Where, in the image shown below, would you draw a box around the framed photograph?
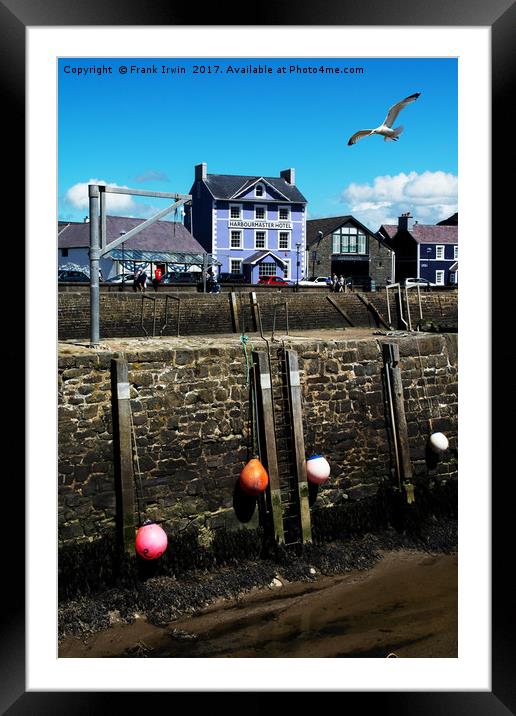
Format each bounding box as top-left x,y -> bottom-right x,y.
3,0 -> 509,709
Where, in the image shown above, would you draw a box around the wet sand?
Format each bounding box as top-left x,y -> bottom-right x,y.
59,550 -> 457,658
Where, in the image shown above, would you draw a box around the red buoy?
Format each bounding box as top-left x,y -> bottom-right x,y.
239,458 -> 269,497
135,521 -> 168,560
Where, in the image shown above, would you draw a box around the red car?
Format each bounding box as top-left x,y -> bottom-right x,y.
257,276 -> 290,286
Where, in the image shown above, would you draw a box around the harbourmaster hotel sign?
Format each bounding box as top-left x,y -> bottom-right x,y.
228,219 -> 293,230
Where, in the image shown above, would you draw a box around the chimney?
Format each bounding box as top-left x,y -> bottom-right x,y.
398,212 -> 415,231
195,163 -> 207,181
280,168 -> 295,185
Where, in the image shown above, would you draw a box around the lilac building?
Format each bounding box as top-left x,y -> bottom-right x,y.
185,163 -> 308,283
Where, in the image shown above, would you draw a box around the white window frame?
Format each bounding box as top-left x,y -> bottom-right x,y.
278,205 -> 291,221
278,231 -> 290,250
230,230 -> 243,249
283,259 -> 291,279
255,183 -> 265,198
255,204 -> 267,220
454,245 -> 458,260
229,203 -> 242,220
254,229 -> 268,250
259,262 -> 277,277
435,245 -> 445,260
435,270 -> 445,285
230,259 -> 243,274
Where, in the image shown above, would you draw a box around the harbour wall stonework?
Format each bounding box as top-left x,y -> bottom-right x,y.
58,334 -> 458,545
58,290 -> 458,340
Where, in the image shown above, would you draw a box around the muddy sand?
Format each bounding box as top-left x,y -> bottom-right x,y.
59,550 -> 457,658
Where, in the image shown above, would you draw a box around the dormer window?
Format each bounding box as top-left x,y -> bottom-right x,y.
255,184 -> 264,197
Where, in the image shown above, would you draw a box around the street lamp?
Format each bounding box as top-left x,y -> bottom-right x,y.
313,230 -> 323,278
296,241 -> 301,290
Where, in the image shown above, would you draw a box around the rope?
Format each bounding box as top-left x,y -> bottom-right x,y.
129,406 -> 146,526
240,333 -> 260,460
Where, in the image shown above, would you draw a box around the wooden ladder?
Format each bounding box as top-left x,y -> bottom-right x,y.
254,347 -> 312,545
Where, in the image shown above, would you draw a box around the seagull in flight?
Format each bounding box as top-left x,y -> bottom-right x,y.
347,92 -> 421,146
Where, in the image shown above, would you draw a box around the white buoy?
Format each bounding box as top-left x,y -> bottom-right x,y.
306,455 -> 331,485
429,432 -> 449,453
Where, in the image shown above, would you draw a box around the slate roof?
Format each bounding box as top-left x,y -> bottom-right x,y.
437,212 -> 458,226
57,216 -> 205,254
243,250 -> 286,266
203,174 -> 307,204
306,215 -> 390,250
379,223 -> 458,245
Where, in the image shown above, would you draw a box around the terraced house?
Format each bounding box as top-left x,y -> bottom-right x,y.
185,163 -> 308,283
378,213 -> 458,286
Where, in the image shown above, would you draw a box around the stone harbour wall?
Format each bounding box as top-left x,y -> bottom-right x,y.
58,289 -> 457,340
58,334 -> 458,544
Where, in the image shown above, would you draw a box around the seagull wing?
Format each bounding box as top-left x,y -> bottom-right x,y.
383,92 -> 421,128
347,129 -> 373,146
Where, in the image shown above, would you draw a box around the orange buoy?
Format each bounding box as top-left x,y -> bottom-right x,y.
239,458 -> 269,497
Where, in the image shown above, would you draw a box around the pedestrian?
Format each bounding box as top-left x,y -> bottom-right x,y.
338,275 -> 345,293
332,273 -> 338,292
138,269 -> 148,292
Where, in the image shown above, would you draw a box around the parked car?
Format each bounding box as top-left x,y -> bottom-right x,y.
104,272 -> 151,286
297,276 -> 331,286
159,271 -> 200,285
58,269 -> 90,282
218,273 -> 248,284
257,276 -> 290,286
404,277 -> 431,288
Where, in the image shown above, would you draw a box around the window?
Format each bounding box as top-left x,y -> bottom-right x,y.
255,205 -> 266,220
436,245 -> 445,260
259,262 -> 276,277
230,259 -> 243,274
255,231 -> 267,249
283,260 -> 290,278
435,270 -> 445,285
332,226 -> 368,254
230,205 -> 241,219
279,206 -> 290,220
230,230 -> 242,248
454,245 -> 458,260
279,232 -> 290,249
255,184 -> 264,197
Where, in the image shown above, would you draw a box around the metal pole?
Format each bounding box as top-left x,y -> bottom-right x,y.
203,252 -> 208,294
89,184 -> 101,346
296,242 -> 300,290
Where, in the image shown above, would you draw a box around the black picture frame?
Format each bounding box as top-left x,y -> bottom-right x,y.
4,0 -> 510,711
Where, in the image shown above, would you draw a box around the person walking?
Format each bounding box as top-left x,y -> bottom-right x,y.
331,273 -> 338,292
338,275 -> 345,293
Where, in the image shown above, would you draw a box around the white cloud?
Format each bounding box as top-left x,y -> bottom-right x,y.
63,179 -> 163,219
340,170 -> 458,230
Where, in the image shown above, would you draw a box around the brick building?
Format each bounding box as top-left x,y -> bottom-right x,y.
306,215 -> 394,287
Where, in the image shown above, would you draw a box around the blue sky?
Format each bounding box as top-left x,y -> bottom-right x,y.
58,57 -> 457,230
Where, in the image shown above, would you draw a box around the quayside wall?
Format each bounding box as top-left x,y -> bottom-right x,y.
58,289 -> 458,340
58,333 -> 458,545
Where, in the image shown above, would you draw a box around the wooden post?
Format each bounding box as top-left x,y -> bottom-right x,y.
382,343 -> 415,503
326,295 -> 353,326
254,351 -> 285,543
285,350 -> 312,543
229,292 -> 239,333
249,292 -> 258,332
356,292 -> 391,330
111,358 -> 136,553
